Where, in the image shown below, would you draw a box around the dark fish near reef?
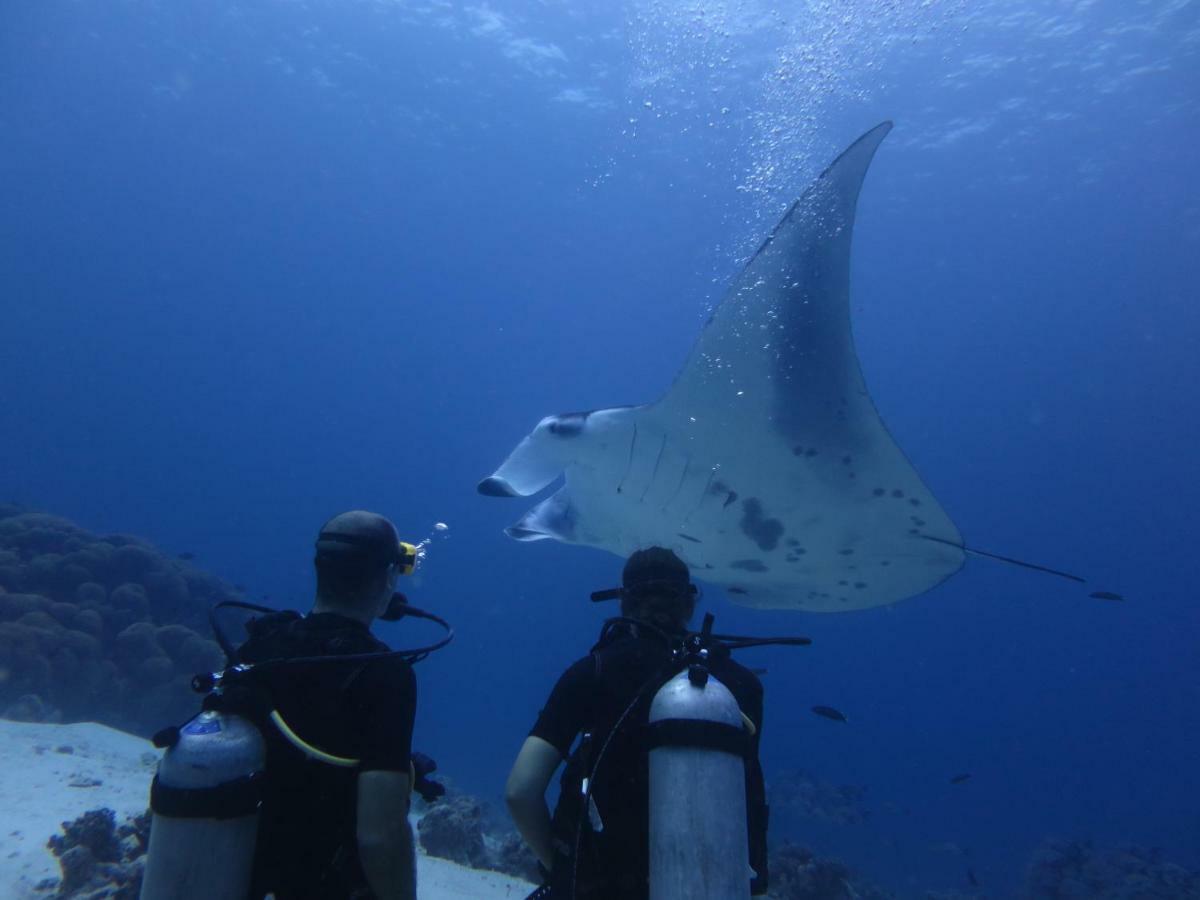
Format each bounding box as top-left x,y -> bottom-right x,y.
176,552 -> 195,560
949,773 -> 971,784
811,705 -> 848,722
1089,590 -> 1124,601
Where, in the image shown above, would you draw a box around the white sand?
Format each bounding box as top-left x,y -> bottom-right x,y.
0,719 -> 535,899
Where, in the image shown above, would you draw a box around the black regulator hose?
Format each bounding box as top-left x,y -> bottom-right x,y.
208,596 -> 454,669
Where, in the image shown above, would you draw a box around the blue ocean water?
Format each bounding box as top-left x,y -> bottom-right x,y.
2,0 -> 1197,895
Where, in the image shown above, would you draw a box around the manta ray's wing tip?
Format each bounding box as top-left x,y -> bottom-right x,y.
478,476 -> 519,497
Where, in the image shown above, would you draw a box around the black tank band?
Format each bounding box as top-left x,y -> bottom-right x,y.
645,718 -> 749,758
150,772 -> 264,820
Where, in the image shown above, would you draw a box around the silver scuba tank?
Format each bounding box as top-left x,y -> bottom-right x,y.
647,664 -> 751,900
140,710 -> 266,900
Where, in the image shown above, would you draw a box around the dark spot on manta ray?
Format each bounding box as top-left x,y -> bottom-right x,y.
841,455 -> 852,465
838,580 -> 849,586
909,497 -> 922,507
740,498 -> 784,552
805,448 -> 818,458
854,582 -> 867,589
677,533 -> 702,543
728,586 -> 749,595
786,538 -> 800,547
838,549 -> 854,556
547,412 -> 589,437
731,559 -> 769,572
710,480 -> 738,508
880,560 -> 891,567
873,488 -> 886,497
892,489 -> 905,498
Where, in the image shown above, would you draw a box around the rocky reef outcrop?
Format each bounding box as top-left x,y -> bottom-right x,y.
767,842 -> 892,900
416,793 -> 541,883
0,506 -> 239,735
42,808 -> 148,899
1024,838 -> 1200,899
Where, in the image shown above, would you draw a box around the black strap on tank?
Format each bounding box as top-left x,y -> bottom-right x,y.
644,718 -> 750,758
150,772 -> 264,820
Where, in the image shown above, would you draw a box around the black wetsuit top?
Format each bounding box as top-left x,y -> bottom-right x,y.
531,628 -> 768,899
236,612 -> 416,900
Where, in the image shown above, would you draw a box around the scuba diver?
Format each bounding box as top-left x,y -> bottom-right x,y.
505,547 -> 774,899
141,510 -> 449,900
236,510 -> 420,899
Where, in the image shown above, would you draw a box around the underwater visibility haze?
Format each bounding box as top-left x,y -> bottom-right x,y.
2,0 -> 1199,896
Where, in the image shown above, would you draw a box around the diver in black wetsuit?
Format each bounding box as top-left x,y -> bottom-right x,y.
236,510 -> 418,900
505,547 -> 769,899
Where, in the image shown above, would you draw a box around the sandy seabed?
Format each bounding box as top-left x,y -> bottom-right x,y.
0,719 -> 534,899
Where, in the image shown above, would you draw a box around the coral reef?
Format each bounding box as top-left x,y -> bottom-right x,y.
769,769 -> 871,826
415,792 -> 540,883
767,843 -> 892,900
1024,838 -> 1200,899
41,808 -> 149,899
417,795 -> 490,869
0,506 -> 238,735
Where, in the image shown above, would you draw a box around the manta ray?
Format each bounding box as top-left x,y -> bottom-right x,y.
479,122 -> 966,611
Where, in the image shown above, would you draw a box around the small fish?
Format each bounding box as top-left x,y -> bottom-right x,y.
176,552 -> 195,560
967,867 -> 979,887
1089,590 -> 1124,601
950,773 -> 972,784
811,705 -> 847,722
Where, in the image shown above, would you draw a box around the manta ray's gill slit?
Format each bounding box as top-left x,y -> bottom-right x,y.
639,435 -> 668,502
662,457 -> 692,511
616,424 -> 638,494
680,468 -> 719,525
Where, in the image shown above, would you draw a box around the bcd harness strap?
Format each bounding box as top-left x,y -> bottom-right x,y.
150,772 -> 264,820
644,717 -> 751,758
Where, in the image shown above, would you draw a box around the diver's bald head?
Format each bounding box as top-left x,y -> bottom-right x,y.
313,510 -> 401,619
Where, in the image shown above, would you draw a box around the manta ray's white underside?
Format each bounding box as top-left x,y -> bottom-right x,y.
480,122 -> 964,611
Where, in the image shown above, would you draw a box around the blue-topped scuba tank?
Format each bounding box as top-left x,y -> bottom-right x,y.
646,637 -> 752,900
140,707 -> 267,900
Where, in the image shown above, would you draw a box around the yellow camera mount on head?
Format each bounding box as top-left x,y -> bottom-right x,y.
396,541 -> 418,576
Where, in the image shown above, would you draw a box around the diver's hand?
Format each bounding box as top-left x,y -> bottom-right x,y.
411,751 -> 446,802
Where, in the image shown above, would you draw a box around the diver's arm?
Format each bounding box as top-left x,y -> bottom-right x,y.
505,735 -> 563,870
357,770 -> 416,900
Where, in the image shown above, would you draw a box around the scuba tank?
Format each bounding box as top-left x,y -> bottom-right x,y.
140,709 -> 266,900
647,664 -> 750,900
140,591 -> 453,900
551,611 -> 807,900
